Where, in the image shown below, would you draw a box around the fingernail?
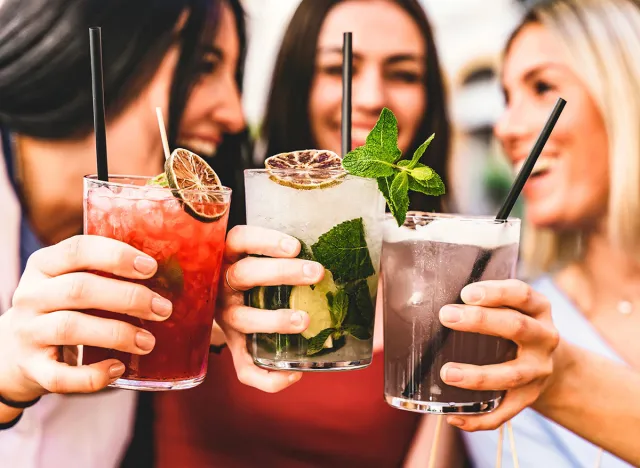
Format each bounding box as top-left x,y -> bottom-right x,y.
462,285 -> 484,304
108,363 -> 125,379
135,331 -> 156,351
448,417 -> 465,427
151,297 -> 172,317
290,311 -> 304,327
133,256 -> 156,275
440,305 -> 462,323
442,366 -> 464,382
303,262 -> 322,279
280,237 -> 299,255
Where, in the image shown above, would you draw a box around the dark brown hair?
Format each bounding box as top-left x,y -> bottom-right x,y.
260,0 -> 451,212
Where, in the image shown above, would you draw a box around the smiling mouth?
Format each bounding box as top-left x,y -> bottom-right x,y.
178,138 -> 218,158
513,157 -> 556,179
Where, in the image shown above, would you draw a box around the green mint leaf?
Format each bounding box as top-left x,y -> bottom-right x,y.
327,289 -> 349,328
397,160 -> 410,168
365,107 -> 402,163
342,146 -> 395,178
390,172 -> 410,226
343,280 -> 375,328
296,238 -> 315,261
411,166 -> 434,182
408,171 -> 446,197
408,134 -> 434,169
146,172 -> 169,188
377,176 -> 396,212
342,324 -> 372,341
311,218 -> 375,284
306,328 -> 335,355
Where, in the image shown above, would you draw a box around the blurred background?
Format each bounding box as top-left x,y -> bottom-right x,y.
240,0 -> 530,217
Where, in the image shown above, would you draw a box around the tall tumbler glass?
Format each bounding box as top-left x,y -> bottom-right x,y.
82,175 -> 231,390
383,212 -> 520,413
244,168 -> 385,370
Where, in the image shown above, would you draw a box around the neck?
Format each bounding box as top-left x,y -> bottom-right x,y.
17,135 -> 96,246
558,228 -> 640,317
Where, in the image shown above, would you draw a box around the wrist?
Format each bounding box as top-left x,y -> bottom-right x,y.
534,338 -> 578,412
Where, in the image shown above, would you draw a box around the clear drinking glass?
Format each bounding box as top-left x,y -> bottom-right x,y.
244,169 -> 385,370
82,175 -> 231,390
382,212 -> 521,413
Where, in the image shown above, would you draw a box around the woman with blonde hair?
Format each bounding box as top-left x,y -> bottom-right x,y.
448,0 -> 640,466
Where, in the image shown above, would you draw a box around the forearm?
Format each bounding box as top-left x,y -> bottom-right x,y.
533,339 -> 640,465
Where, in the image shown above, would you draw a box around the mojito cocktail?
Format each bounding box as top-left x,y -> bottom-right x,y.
82,170 -> 231,390
244,150 -> 385,370
383,213 -> 520,413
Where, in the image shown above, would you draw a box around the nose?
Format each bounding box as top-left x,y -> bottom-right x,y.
352,65 -> 386,114
211,73 -> 246,135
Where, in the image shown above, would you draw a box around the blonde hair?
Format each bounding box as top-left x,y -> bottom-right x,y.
506,0 -> 640,275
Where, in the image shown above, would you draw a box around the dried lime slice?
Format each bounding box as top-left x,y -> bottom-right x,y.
265,149 -> 346,190
165,148 -> 228,222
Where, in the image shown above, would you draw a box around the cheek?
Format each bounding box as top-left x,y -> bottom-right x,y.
309,76 -> 342,123
389,86 -> 425,151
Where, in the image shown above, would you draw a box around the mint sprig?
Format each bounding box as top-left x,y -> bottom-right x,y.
342,108 -> 445,226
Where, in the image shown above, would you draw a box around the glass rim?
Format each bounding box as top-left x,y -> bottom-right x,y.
84,174 -> 232,196
387,211 -> 521,224
244,168 -> 352,177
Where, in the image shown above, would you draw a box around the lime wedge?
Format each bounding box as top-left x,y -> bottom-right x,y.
265,149 -> 346,190
290,270 -> 337,340
165,148 -> 228,222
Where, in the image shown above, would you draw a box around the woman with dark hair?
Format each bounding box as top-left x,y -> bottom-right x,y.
0,0 -> 328,466
152,2 -> 558,467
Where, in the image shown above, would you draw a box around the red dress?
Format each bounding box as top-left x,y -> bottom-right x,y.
154,350 -> 421,467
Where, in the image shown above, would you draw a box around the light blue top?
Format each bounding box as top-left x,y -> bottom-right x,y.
463,276 -> 633,468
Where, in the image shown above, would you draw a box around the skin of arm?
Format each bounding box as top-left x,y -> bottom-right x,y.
533,338 -> 640,466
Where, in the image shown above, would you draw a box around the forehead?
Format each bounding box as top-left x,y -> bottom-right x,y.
503,23 -> 570,83
317,0 -> 425,58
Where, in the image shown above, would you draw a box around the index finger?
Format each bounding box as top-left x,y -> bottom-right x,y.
25,235 -> 157,280
225,225 -> 301,263
460,279 -> 550,317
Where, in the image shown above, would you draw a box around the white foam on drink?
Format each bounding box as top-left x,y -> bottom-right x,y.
383,216 -> 520,248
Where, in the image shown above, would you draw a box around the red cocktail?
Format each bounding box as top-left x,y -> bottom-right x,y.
82,175 -> 231,390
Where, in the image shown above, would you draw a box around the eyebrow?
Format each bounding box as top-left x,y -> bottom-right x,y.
520,62 -> 570,82
318,47 -> 423,64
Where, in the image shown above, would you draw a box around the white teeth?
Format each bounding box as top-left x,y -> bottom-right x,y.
178,139 -> 217,157
513,158 -> 556,177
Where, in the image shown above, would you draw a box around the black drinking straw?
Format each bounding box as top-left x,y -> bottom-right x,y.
90,27 -> 109,181
402,97 -> 567,400
341,32 -> 353,156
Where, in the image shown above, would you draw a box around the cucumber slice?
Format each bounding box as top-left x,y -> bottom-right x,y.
290,270 -> 337,340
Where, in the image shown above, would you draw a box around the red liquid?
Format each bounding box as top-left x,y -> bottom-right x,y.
82,183 -> 229,384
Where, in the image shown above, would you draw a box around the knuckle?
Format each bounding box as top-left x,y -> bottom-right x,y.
229,307 -> 247,331
506,368 -> 525,389
123,284 -> 144,311
515,280 -> 533,305
44,369 -> 65,394
66,275 -> 86,301
510,314 -> 529,340
473,370 -> 487,388
469,306 -> 488,327
54,311 -> 76,343
110,322 -> 128,349
62,236 -> 84,267
547,326 -> 560,350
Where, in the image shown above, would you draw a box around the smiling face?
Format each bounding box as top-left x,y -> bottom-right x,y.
496,22 -> 609,231
114,2 -> 245,176
309,0 -> 426,154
